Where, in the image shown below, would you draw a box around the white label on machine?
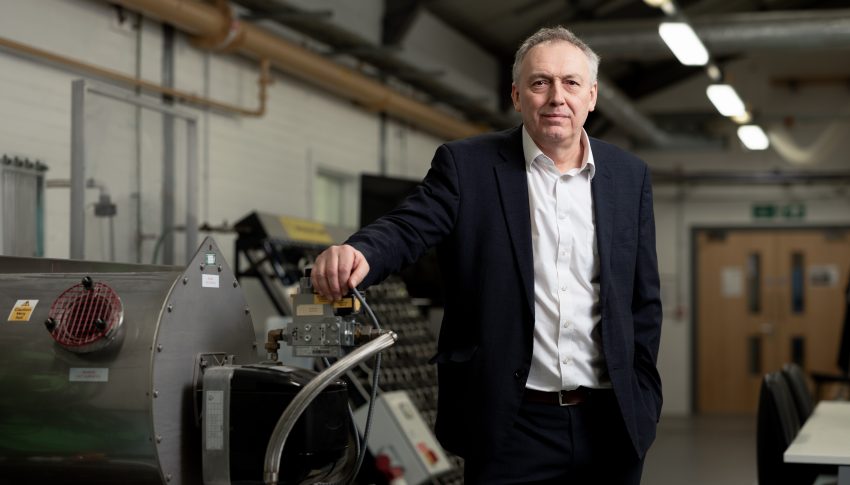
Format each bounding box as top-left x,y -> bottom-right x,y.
296,304 -> 324,316
69,368 -> 109,382
205,390 -> 225,450
202,274 -> 220,288
7,299 -> 38,322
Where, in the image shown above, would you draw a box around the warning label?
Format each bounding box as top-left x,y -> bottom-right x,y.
8,300 -> 38,322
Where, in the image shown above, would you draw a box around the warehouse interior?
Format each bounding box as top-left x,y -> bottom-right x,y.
1,0 -> 850,484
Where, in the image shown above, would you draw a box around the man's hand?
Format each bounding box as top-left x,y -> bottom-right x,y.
311,244 -> 370,301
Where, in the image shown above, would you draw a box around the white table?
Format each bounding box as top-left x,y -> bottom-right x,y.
785,401 -> 850,485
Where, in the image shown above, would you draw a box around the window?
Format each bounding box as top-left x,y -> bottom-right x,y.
313,169 -> 357,228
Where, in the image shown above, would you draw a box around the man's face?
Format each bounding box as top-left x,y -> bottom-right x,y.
511,41 -> 598,151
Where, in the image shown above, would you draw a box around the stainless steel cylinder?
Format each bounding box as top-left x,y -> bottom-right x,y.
0,237 -> 257,484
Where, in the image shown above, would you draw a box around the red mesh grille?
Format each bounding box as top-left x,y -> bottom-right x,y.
47,280 -> 123,349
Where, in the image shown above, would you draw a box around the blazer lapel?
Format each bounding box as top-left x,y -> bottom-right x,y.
494,129 -> 535,318
590,140 -> 614,295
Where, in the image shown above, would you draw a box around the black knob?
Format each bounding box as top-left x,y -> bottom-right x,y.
82,276 -> 93,290
93,318 -> 107,331
45,317 -> 56,332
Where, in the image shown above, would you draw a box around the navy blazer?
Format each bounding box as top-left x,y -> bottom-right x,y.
347,125 -> 663,461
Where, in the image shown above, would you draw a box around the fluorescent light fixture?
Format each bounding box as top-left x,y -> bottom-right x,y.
658,22 -> 709,66
706,84 -> 746,117
737,125 -> 770,150
643,0 -> 668,7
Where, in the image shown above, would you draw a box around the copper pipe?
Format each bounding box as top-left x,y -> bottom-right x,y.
0,35 -> 269,116
108,0 -> 488,140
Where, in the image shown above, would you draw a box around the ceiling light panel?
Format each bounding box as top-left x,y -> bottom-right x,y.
737,125 -> 770,150
658,22 -> 709,66
706,84 -> 747,117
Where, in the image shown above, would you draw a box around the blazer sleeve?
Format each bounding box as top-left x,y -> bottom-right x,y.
632,165 -> 663,419
345,144 -> 460,287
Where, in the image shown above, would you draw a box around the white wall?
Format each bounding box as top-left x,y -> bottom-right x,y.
0,0 -> 442,265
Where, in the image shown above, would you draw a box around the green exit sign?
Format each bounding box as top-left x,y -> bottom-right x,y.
752,203 -> 806,220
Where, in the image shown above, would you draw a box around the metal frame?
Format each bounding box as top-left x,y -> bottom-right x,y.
70,79 -> 198,263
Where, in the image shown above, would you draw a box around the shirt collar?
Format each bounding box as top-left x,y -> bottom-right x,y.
521,125 -> 596,179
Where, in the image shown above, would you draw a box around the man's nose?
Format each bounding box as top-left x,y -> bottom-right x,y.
548,83 -> 566,105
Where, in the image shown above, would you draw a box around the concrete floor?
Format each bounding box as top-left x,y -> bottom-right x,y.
643,415 -> 758,485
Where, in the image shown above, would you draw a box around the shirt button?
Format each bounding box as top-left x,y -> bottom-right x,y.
560,285 -> 567,291
562,358 -> 569,365
563,322 -> 569,329
558,213 -> 566,220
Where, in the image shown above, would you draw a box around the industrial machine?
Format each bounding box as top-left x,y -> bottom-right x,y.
0,237 -> 395,484
233,212 -> 463,485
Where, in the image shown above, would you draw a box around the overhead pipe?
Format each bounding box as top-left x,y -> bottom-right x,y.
573,9 -> 850,60
108,0 -> 487,140
0,35 -> 269,116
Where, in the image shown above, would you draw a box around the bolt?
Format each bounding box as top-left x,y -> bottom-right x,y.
82,276 -> 93,290
156,435 -> 162,443
44,317 -> 56,332
200,263 -> 205,271
304,334 -> 312,342
244,306 -> 250,314
233,280 -> 238,288
157,344 -> 163,352
304,324 -> 312,331
166,473 -> 172,482
218,265 -> 222,272
167,305 -> 173,313
153,390 -> 159,398
183,276 -> 188,285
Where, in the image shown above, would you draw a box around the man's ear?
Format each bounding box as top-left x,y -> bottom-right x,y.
511,84 -> 521,112
589,81 -> 598,112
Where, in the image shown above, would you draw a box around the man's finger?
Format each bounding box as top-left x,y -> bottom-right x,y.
348,252 -> 370,290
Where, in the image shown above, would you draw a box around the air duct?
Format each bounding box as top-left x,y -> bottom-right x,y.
574,9 -> 850,61
596,77 -> 716,149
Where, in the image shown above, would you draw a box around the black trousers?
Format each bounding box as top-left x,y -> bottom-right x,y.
463,389 -> 644,484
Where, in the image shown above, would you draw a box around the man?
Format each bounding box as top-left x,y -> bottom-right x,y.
312,26 -> 662,484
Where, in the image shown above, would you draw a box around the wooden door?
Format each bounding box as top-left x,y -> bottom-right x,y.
696,228 -> 850,414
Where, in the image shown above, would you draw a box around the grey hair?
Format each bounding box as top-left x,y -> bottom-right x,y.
511,26 -> 600,85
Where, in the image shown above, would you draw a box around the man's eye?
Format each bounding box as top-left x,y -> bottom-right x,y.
532,80 -> 548,86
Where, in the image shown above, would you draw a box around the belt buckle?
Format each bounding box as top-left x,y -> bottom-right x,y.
558,390 -> 573,406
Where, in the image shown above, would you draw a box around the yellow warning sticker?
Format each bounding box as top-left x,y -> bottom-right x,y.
8,299 -> 38,322
313,295 -> 359,311
279,216 -> 333,245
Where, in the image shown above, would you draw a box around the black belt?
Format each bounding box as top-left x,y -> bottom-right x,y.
523,387 -> 593,406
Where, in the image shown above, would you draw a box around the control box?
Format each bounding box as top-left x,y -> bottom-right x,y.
354,391 -> 452,484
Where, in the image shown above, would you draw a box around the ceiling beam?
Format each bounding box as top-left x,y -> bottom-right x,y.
382,0 -> 421,46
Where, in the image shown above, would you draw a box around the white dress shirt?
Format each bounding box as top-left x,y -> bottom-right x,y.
522,126 -> 610,392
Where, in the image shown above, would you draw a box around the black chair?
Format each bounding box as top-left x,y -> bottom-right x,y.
782,363 -> 816,423
757,372 -> 820,485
